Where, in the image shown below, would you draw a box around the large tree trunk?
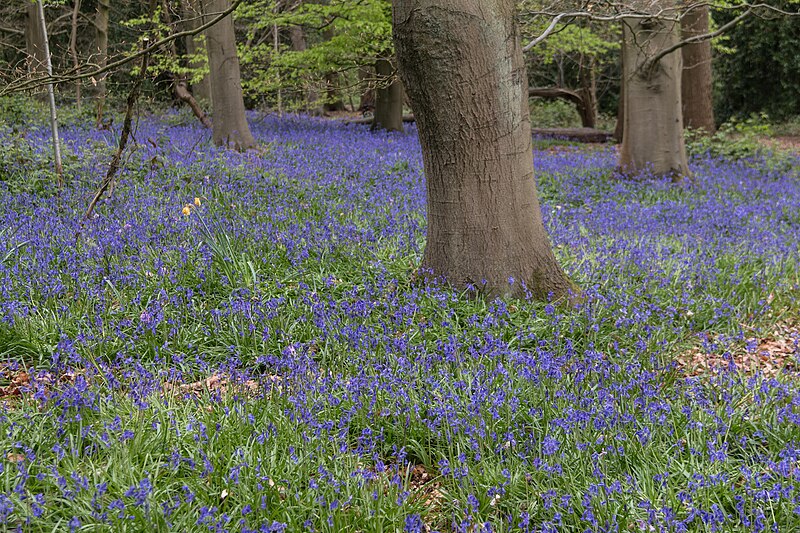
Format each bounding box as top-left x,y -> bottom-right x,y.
181,0 -> 211,102
372,57 -> 404,132
619,12 -> 690,179
681,5 -> 715,132
393,0 -> 575,301
92,0 -> 110,125
204,0 -> 255,150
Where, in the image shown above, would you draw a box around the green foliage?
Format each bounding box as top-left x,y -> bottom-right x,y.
714,1 -> 800,122
236,0 -> 392,107
685,114 -> 773,160
529,99 -> 583,128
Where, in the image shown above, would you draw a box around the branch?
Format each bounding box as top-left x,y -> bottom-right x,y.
0,0 -> 243,97
646,7 -> 753,71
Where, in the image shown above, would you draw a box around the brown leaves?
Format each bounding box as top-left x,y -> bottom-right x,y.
161,373 -> 275,399
0,369 -> 29,399
676,320 -> 799,378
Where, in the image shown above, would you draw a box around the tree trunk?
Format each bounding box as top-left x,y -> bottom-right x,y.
25,2 -> 47,100
358,66 -> 375,113
36,0 -> 63,184
681,5 -> 715,132
181,0 -> 211,102
289,24 -> 322,114
577,55 -> 597,129
204,0 -> 255,150
393,0 -> 575,301
69,0 -> 82,110
372,57 -> 404,132
619,12 -> 690,179
93,0 -> 110,125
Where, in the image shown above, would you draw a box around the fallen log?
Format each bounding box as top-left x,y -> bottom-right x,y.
343,114 -> 613,143
531,127 -> 615,143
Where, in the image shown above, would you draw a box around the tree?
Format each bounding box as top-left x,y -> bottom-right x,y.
25,1 -> 47,81
393,0 -> 575,300
618,6 -> 690,179
92,0 -> 110,124
371,57 -> 404,132
681,5 -> 715,132
203,0 -> 255,150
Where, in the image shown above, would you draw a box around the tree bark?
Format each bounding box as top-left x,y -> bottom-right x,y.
372,57 -> 404,132
358,65 -> 375,113
289,24 -> 323,114
393,0 -> 576,301
619,11 -> 690,179
36,0 -> 63,185
69,0 -> 82,110
577,55 -> 598,129
181,0 -> 211,101
93,0 -> 110,125
163,0 -> 211,128
204,0 -> 255,150
25,2 -> 47,98
681,5 -> 715,132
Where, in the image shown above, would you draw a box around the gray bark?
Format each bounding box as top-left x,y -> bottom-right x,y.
393,0 -> 576,301
36,0 -> 63,184
204,0 -> 255,150
619,10 -> 690,179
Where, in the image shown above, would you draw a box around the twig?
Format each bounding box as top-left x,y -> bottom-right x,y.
84,41 -> 150,220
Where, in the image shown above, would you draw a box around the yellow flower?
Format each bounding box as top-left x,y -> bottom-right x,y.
182,205 -> 192,216
194,197 -> 201,207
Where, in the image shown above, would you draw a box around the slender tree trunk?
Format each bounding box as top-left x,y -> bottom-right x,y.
181,0 -> 211,101
393,0 -> 576,301
358,66 -> 375,113
577,54 -> 597,129
619,11 -> 690,179
204,0 -> 255,150
25,2 -> 47,101
289,24 -> 322,114
681,5 -> 715,132
323,72 -> 345,112
36,0 -> 63,185
93,0 -> 110,125
372,57 -> 404,132
69,0 -> 82,110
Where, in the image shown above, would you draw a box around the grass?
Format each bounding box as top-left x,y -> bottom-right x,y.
0,105 -> 799,532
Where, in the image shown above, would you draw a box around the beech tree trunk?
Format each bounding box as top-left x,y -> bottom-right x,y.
93,0 -> 110,124
204,0 -> 255,150
289,24 -> 322,114
372,57 -> 404,132
619,12 -> 690,179
393,0 -> 575,301
681,5 -> 715,132
181,0 -> 211,102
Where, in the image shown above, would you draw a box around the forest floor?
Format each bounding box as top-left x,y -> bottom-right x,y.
1,111 -> 799,532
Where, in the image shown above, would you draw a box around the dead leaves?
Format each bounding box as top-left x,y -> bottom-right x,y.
0,368 -> 29,399
676,320 -> 799,378
161,373 -> 279,400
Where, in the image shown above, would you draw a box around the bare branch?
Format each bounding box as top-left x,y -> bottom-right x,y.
0,0 -> 244,97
